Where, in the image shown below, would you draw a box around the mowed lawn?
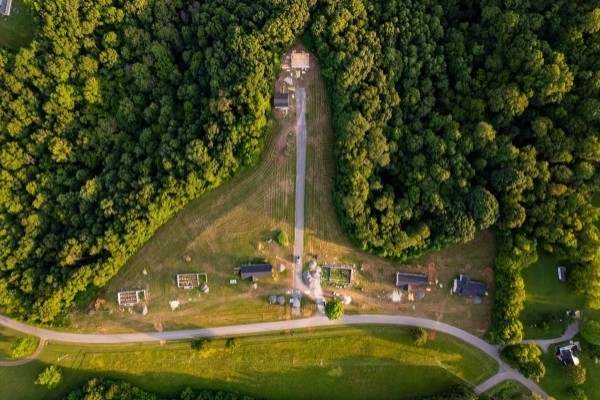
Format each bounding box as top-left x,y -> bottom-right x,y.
0,0 -> 36,50
69,112 -> 299,332
485,380 -> 537,400
0,326 -> 498,400
539,341 -> 600,400
520,251 -> 584,339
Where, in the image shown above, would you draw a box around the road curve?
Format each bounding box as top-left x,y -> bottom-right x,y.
0,339 -> 45,367
0,313 -> 549,398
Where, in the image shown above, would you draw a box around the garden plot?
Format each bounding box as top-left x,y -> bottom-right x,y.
117,290 -> 146,307
177,273 -> 207,289
322,265 -> 353,286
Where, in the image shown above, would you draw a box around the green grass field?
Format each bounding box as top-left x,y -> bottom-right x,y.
485,380 -> 537,399
0,0 -> 36,50
520,251 -> 584,339
539,337 -> 600,400
0,325 -> 30,360
0,325 -> 498,400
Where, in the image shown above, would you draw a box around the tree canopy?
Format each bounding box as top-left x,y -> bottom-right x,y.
0,0 -> 314,322
0,0 -> 598,324
325,298 -> 344,320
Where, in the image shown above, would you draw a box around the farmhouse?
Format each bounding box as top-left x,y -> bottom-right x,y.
274,93 -> 289,110
558,266 -> 567,282
291,51 -> 309,70
395,272 -> 429,291
0,0 -> 12,16
555,342 -> 581,366
452,274 -> 487,297
117,290 -> 146,307
177,273 -> 200,289
240,263 -> 273,281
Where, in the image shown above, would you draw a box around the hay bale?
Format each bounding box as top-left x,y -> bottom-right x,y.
269,295 -> 277,304
277,296 -> 285,305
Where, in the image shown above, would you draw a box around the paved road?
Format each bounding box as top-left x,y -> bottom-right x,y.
0,313 -> 549,398
521,322 -> 579,351
292,87 -> 307,315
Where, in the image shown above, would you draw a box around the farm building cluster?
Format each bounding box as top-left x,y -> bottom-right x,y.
392,270 -> 487,304
273,50 -> 311,113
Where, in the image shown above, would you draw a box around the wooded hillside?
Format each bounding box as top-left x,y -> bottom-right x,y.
0,0 -> 597,327
0,0 -> 313,322
310,0 -> 598,342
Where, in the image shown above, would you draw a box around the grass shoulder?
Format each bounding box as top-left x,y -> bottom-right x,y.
0,325 -> 498,400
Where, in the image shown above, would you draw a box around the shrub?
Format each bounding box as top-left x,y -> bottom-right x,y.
567,386 -> 588,400
10,336 -> 39,358
411,327 -> 428,346
567,366 -> 587,386
191,338 -> 212,351
325,298 -> 344,320
35,365 -> 62,389
226,337 -> 239,350
501,343 -> 546,382
275,230 -> 289,247
581,320 -> 600,346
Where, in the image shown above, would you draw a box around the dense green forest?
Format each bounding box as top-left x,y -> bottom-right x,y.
0,0 -> 313,322
0,0 -> 598,337
309,0 -> 599,342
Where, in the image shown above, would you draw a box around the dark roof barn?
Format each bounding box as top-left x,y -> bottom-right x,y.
240,264 -> 273,281
452,274 -> 487,297
274,93 -> 289,110
395,272 -> 429,291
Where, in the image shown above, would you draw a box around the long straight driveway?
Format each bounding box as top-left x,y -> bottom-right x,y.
293,87 -> 307,296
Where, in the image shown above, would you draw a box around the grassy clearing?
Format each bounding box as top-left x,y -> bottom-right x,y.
0,325 -> 498,400
539,338 -> 600,400
485,380 -> 536,399
0,0 -> 35,50
68,87 -> 302,332
302,60 -> 495,335
520,251 -> 584,339
68,49 -> 495,336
